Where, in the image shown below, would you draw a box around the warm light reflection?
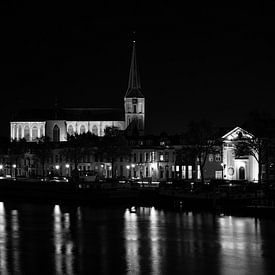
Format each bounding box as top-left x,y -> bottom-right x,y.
218,216 -> 263,274
124,208 -> 140,273
11,210 -> 20,272
0,202 -> 7,273
149,207 -> 160,274
53,205 -> 74,275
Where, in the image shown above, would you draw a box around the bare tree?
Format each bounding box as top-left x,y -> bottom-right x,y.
234,134 -> 264,184
185,120 -> 218,183
99,127 -> 131,180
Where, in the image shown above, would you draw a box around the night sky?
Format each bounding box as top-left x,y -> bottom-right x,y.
1,2 -> 275,137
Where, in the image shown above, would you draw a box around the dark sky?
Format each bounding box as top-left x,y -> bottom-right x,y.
1,2 -> 275,137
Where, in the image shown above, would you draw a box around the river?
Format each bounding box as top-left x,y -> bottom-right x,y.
0,201 -> 275,274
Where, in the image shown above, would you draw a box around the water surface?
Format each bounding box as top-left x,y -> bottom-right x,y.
0,201 -> 275,274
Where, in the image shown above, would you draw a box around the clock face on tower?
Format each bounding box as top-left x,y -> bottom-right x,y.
132,98 -> 138,104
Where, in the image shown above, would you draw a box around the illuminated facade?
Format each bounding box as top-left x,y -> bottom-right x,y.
10,41 -> 145,142
222,127 -> 259,182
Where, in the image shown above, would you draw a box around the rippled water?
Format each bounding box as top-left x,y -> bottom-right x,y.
0,201 -> 275,274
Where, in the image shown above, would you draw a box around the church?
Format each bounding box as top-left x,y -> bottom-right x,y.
10,41 -> 145,142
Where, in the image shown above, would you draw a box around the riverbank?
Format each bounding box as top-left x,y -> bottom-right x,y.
1,179 -> 275,217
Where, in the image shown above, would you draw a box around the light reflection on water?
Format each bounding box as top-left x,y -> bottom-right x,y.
0,201 -> 275,274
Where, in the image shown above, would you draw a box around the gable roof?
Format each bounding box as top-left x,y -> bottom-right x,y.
222,126 -> 255,141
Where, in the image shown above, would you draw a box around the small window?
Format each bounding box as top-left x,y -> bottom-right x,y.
68,125 -> 74,136
53,125 -> 60,142
215,154 -> 221,162
165,152 -> 169,162
80,125 -> 85,134
209,154 -> 214,162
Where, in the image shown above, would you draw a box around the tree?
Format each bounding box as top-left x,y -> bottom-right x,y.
33,136 -> 52,178
185,120 -> 218,183
99,127 -> 131,179
242,109 -> 274,182
234,134 -> 264,184
63,132 -> 98,181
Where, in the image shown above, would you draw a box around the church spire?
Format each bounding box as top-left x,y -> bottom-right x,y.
125,37 -> 144,98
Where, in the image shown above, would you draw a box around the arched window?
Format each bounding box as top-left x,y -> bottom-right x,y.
32,126 -> 38,141
53,125 -> 60,142
24,126 -> 30,141
40,125 -> 44,137
18,125 -> 22,139
92,125 -> 98,136
68,125 -> 74,136
239,167 -> 245,180
80,125 -> 85,134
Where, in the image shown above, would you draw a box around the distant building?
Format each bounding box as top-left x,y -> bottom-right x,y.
10,41 -> 145,142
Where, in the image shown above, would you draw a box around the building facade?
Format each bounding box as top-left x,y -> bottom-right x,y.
222,127 -> 259,182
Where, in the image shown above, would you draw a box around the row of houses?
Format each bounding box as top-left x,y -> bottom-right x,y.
0,127 -> 264,183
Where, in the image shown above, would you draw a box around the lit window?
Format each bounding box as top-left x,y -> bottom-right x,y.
209,154 -> 214,162
32,126 -> 38,141
80,125 -> 85,134
182,166 -> 186,179
215,154 -> 221,162
197,165 -> 201,180
159,153 -> 164,161
215,171 -> 222,179
188,165 -> 192,179
176,165 -> 179,172
68,125 -> 74,136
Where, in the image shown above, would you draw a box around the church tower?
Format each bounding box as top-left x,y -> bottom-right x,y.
124,40 -> 145,135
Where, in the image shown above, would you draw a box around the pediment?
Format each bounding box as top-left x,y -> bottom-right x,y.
222,126 -> 254,141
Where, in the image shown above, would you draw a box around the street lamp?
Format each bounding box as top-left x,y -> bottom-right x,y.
12,164 -> 16,178
55,165 -> 61,176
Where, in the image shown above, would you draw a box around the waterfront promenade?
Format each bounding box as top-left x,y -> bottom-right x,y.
1,178 -> 274,216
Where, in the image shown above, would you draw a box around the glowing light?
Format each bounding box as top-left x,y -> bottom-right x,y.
151,162 -> 157,170
12,164 -> 16,168
65,164 -> 70,168
126,165 -> 130,169
55,165 -> 60,170
131,164 -> 135,168
0,164 -> 3,169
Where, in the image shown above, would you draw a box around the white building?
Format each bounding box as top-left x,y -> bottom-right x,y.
10,41 -> 145,142
222,127 -> 259,182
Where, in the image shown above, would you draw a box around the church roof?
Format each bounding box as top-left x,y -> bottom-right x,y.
12,108 -> 125,122
125,41 -> 144,98
222,126 -> 255,141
